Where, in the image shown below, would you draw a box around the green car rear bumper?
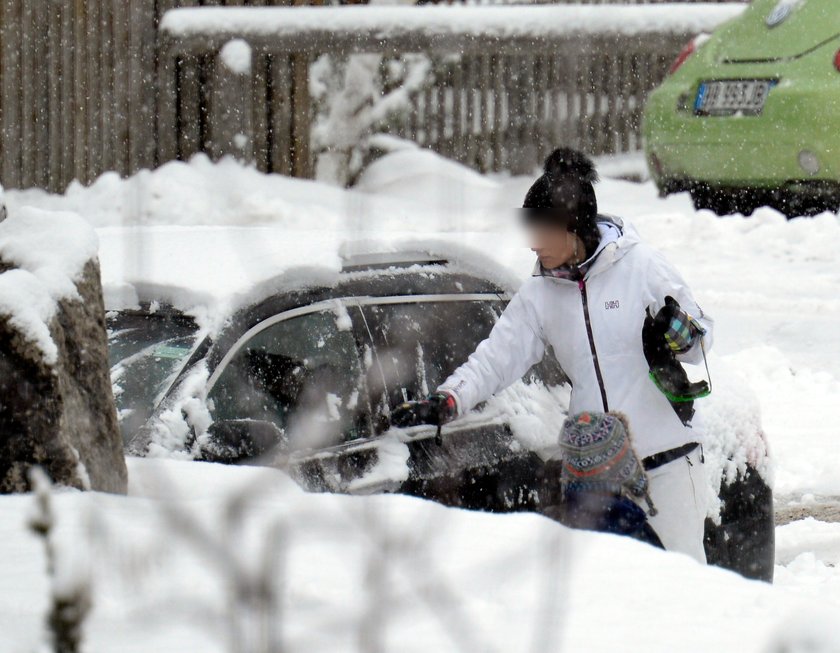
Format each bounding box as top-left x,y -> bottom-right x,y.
644,38 -> 840,198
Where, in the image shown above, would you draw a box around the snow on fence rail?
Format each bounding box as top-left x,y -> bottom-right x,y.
158,3 -> 745,177
160,4 -> 745,43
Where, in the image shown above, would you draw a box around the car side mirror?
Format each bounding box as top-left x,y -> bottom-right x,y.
197,419 -> 288,464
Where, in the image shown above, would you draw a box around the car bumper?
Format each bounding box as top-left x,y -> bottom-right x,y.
644,42 -> 840,194
647,139 -> 840,191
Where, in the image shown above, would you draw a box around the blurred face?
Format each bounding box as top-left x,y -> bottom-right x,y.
527,223 -> 583,269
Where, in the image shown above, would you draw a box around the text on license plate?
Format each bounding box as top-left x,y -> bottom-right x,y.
695,80 -> 776,116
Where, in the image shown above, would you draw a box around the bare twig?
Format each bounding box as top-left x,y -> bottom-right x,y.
28,467 -> 92,653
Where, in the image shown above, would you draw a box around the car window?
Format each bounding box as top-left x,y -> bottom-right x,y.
207,309 -> 369,450
359,299 -> 567,416
108,314 -> 200,443
111,337 -> 198,443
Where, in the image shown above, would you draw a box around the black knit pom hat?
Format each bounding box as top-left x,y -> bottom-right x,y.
522,148 -> 602,259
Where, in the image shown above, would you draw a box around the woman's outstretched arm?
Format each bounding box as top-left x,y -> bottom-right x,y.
437,280 -> 546,416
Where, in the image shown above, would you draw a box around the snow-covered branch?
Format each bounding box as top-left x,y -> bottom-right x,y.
28,468 -> 92,653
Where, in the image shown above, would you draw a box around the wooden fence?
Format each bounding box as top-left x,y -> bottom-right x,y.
0,1 -> 746,192
0,0 -> 315,192
157,41 -> 678,179
0,0 -> 158,192
389,48 -> 672,174
159,4 -> 745,176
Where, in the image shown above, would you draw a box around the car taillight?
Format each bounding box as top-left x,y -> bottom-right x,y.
668,40 -> 697,76
834,48 -> 840,72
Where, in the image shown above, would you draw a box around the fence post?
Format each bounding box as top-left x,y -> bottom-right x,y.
0,0 -> 22,189
20,0 -> 36,188
128,0 -> 157,175
156,37 -> 178,165
59,0 -> 75,188
73,0 -> 89,184
269,53 -> 293,176
47,1 -> 62,191
210,39 -> 254,164
290,52 -> 312,178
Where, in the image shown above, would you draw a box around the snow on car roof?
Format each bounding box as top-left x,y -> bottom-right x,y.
97,226 -> 522,332
4,153 -> 527,328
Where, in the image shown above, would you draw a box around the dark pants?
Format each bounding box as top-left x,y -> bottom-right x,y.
560,491 -> 664,549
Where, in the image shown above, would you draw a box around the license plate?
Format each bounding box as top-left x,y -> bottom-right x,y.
695,79 -> 776,116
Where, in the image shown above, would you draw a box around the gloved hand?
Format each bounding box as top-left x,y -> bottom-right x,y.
643,297 -> 711,419
650,296 -> 705,354
390,391 -> 458,428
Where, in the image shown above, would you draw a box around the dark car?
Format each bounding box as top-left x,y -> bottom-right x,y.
110,249 -> 774,581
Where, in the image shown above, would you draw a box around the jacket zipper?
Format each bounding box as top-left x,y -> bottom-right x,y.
578,278 -> 610,412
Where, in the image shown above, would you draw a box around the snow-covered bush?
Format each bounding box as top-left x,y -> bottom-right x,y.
310,53 -> 432,186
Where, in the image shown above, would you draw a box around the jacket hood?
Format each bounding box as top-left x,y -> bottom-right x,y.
531,214 -> 641,279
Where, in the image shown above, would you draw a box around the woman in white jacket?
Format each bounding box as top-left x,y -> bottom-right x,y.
392,148 -> 714,563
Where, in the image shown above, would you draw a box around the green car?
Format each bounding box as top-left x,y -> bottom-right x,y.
643,0 -> 840,216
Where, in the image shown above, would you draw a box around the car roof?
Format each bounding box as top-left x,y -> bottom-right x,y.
205,260 -> 508,367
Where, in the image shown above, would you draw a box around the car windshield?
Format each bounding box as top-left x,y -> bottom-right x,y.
358,299 -> 566,416
108,313 -> 200,442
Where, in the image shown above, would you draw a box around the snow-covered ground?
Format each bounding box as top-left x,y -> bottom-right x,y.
2,458 -> 840,653
3,148 -> 840,650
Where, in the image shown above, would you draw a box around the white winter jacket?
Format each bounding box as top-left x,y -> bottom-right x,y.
438,216 -> 713,459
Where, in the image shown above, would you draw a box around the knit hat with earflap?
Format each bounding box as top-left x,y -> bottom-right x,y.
559,411 -> 657,516
522,148 -> 601,259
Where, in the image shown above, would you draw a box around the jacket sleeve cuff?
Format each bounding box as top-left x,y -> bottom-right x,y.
436,386 -> 464,417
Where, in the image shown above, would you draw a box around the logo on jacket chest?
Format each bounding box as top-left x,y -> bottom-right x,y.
604,299 -> 621,310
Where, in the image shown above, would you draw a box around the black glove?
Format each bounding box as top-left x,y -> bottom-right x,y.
390,391 -> 457,428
